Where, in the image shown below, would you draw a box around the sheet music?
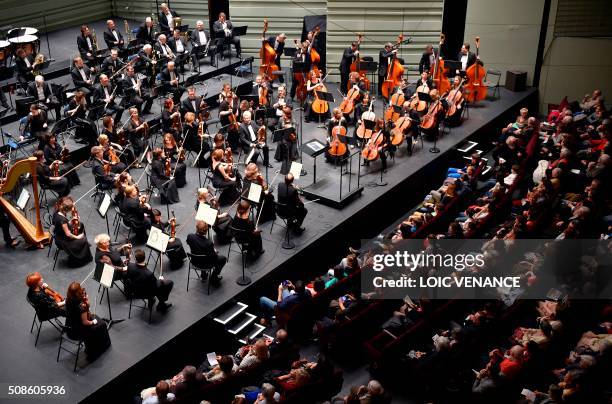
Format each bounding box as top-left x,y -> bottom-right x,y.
17,189 -> 30,210
147,226 -> 170,252
100,264 -> 114,288
290,161 -> 303,179
307,141 -> 325,152
196,202 -> 218,226
98,193 -> 111,218
247,183 -> 262,203
207,352 -> 218,366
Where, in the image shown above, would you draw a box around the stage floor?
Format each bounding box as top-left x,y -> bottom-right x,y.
0,17 -> 539,404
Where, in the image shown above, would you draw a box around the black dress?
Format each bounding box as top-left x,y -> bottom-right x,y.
151,159 -> 180,204
27,289 -> 65,319
232,215 -> 263,257
212,162 -> 241,205
43,144 -> 80,187
161,109 -> 180,140
243,177 -> 276,223
152,221 -> 187,269
52,212 -> 93,267
65,298 -> 110,360
37,163 -> 70,197
164,146 -> 187,188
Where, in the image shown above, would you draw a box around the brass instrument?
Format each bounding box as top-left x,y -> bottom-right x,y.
32,54 -> 45,77
124,20 -> 133,42
91,28 -> 99,52
173,17 -> 182,30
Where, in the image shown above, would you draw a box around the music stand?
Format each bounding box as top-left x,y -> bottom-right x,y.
177,24 -> 189,34
361,61 -> 378,94
283,48 -> 297,58
93,261 -> 125,329
233,26 -> 248,37
190,44 -> 207,70
300,139 -> 328,183
444,60 -> 461,77
314,91 -> 334,128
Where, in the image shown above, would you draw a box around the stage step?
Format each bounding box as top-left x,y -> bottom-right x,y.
457,140 -> 478,153
227,312 -> 257,335
213,301 -> 248,325
237,322 -> 266,344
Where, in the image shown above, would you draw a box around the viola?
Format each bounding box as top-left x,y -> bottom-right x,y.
224,147 -> 234,165
384,89 -> 405,122
257,125 -> 267,144
328,120 -> 347,157
356,98 -> 376,139
430,33 -> 451,95
310,72 -> 329,116
259,19 -> 280,81
464,36 -> 487,103
339,84 -> 360,115
108,146 -> 120,164
164,157 -> 171,177
198,99 -> 210,122
349,34 -> 370,91
51,161 -> 60,177
258,82 -> 269,106
227,103 -> 240,131
169,211 -> 176,239
70,206 -> 80,236
391,115 -> 412,145
361,129 -> 384,161
381,34 -> 406,99
171,107 -> 182,133
43,284 -> 64,303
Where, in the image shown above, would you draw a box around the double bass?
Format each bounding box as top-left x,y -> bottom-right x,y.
430,33 -> 450,95
349,34 -> 370,91
259,19 -> 279,81
293,40 -> 308,103
356,97 -> 376,139
309,26 -> 322,76
464,36 -> 487,103
381,34 -> 406,99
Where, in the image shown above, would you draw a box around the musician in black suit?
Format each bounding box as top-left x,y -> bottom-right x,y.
239,111 -> 270,167
14,48 -> 35,85
378,42 -> 397,97
158,2 -> 180,35
277,173 -> 307,233
103,20 -> 125,50
265,33 -> 286,82
160,61 -> 185,103
70,57 -> 95,100
77,25 -> 97,66
186,220 -> 226,284
151,147 -> 180,204
121,65 -> 153,114
101,48 -> 122,76
289,42 -> 311,100
419,45 -> 435,74
136,17 -> 156,45
169,29 -> 189,73
127,249 -> 174,312
91,146 -> 116,190
339,42 -> 359,94
120,184 -> 152,240
190,20 -> 214,68
93,74 -> 124,122
212,12 -> 241,58
136,44 -> 158,83
181,86 -> 204,116
27,76 -> 61,120
458,43 -> 477,73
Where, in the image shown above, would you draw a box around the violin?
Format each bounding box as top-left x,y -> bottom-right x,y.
258,81 -> 269,106
82,294 -> 93,321
227,98 -> 240,131
361,126 -> 385,161
349,34 -> 370,91
107,146 -> 120,164
356,98 -> 376,139
339,80 -> 360,116
259,20 -> 279,81
169,211 -> 177,239
310,71 -> 329,116
328,119 -> 347,157
381,34 -> 406,99
224,147 -> 234,165
198,99 -> 210,122
464,36 -> 487,103
43,284 -> 64,303
164,157 -> 171,177
60,146 -> 70,163
171,107 -> 182,133
384,86 -> 405,122
70,205 -> 80,236
257,125 -> 267,144
51,161 -> 60,177
103,160 -> 112,175
430,33 -> 450,95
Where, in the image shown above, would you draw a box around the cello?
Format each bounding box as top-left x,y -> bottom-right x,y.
408,73 -> 431,112
381,34 -> 406,99
259,19 -> 279,81
356,97 -> 376,139
384,84 -> 406,122
430,33 -> 450,95
309,71 -> 329,117
328,120 -> 347,158
349,34 -> 370,91
391,114 -> 412,146
464,36 -> 487,103
420,90 -> 444,131
445,77 -> 465,119
339,75 -> 360,116
361,120 -> 385,161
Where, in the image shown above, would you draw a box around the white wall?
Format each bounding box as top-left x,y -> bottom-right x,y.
464,0 -> 545,86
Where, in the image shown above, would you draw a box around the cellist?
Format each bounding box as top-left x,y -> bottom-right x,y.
325,107 -> 349,163
342,72 -> 367,124
362,118 -> 390,172
305,69 -> 330,122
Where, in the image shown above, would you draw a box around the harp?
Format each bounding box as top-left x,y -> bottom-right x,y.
0,157 -> 50,245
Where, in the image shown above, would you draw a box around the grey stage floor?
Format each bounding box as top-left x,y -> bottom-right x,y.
0,17 -> 539,404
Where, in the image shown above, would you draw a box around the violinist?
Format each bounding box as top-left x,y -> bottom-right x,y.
125,107 -> 148,158
122,65 -> 153,115
240,111 -> 271,167
151,147 -> 180,204
362,119 -> 390,172
182,111 -> 199,153
195,187 -> 232,243
213,12 -> 241,59
378,43 -> 397,96
151,209 -> 187,269
163,133 -> 187,188
34,150 -> 71,197
290,41 -> 311,101
233,200 -> 264,258
114,172 -> 133,206
181,86 -> 205,118
94,233 -> 130,282
277,173 -> 307,233
91,145 -> 117,190
305,69 -> 330,122
120,185 -> 152,239
98,134 -> 127,174
218,88 -> 240,150
26,272 -> 66,319
271,85 -> 291,128
161,97 -> 182,140
339,42 -> 359,94
458,43 -> 477,73
274,106 -> 299,163
65,281 -> 111,360
238,99 -> 254,123
253,75 -> 271,111
211,149 -> 241,203
218,82 -> 233,104
243,162 -> 276,223
52,196 -> 93,267
43,133 -> 80,187
67,90 -> 98,145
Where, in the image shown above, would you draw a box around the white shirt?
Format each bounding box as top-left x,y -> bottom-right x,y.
170,70 -> 176,81
175,38 -> 184,53
191,99 -> 197,111
112,30 -> 119,42
460,54 -> 468,71
24,57 -> 31,68
104,86 -> 110,98
130,77 -> 138,89
165,12 -> 173,28
247,124 -> 256,141
78,67 -> 88,81
198,30 -> 207,44
36,84 -> 45,100
86,37 -> 92,50
161,43 -> 169,55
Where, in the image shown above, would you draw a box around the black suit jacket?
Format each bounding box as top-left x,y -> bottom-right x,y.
419,51 -> 435,74
136,24 -> 155,45
212,20 -> 234,38
158,9 -> 180,33
126,262 -> 157,297
181,96 -> 202,115
77,35 -> 95,57
93,83 -> 115,105
190,28 -> 211,46
378,49 -> 395,76
160,67 -> 179,88
91,158 -> 114,186
70,66 -> 92,89
186,233 -> 218,267
340,47 -> 357,73
277,182 -> 302,214
103,28 -> 124,49
239,122 -> 260,151
27,82 -> 52,101
168,36 -> 188,54
101,56 -> 121,75
15,55 -> 35,77
458,52 -> 477,70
